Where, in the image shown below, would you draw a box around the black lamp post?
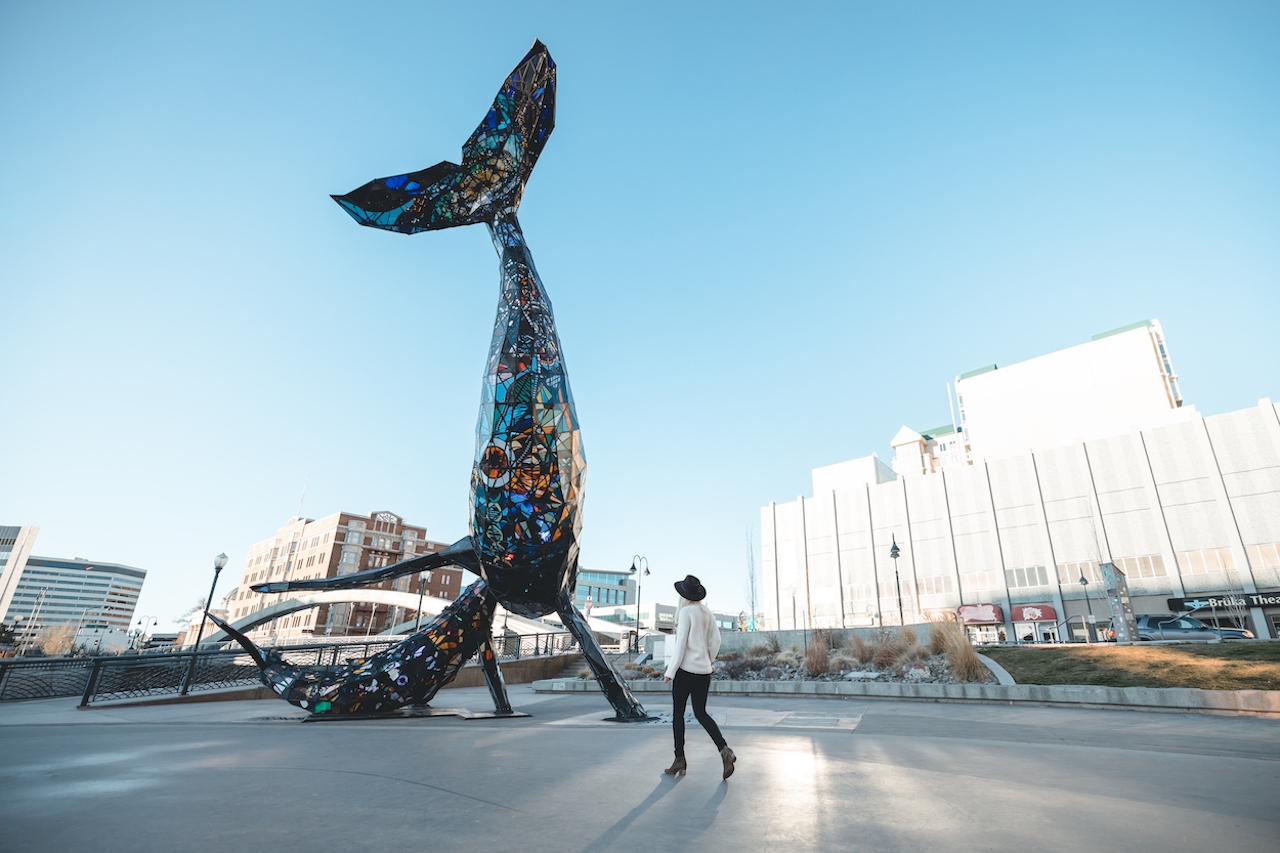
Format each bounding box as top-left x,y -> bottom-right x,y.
630,555 -> 649,654
1079,573 -> 1096,643
414,570 -> 429,632
890,537 -> 904,627
181,552 -> 228,695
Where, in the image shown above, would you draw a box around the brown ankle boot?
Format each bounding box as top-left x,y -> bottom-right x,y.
663,756 -> 687,776
720,746 -> 736,779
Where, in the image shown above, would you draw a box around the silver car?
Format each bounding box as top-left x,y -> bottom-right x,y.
1136,615 -> 1254,641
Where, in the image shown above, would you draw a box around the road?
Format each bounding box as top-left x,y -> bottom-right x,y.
1,685 -> 1277,852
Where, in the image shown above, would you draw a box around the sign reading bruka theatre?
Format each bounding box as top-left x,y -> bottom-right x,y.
1167,593 -> 1280,612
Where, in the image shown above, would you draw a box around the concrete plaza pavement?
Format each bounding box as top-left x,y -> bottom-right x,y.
1,685 -> 1278,853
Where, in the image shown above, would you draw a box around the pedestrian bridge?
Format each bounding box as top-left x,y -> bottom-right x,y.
202,589 -> 628,644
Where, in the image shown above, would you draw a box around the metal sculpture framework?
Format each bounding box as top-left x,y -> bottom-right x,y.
213,41 -> 646,721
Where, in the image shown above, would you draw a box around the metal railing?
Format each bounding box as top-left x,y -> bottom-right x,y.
0,657 -> 96,702
65,631 -> 577,707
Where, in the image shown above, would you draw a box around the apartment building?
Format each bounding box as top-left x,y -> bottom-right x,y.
227,510 -> 455,643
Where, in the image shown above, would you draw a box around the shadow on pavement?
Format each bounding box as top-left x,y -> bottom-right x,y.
578,775 -> 683,853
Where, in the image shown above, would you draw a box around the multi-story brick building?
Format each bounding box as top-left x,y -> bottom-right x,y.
228,510 -> 456,643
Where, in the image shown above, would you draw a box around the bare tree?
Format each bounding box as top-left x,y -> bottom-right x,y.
35,622 -> 78,657
174,597 -> 209,627
745,528 -> 759,631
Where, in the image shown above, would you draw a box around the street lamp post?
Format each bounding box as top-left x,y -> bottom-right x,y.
181,553 -> 228,695
890,537 -> 904,627
630,556 -> 649,655
414,571 -> 429,632
1079,573 -> 1096,644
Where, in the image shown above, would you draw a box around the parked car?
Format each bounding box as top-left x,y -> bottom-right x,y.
1135,615 -> 1254,641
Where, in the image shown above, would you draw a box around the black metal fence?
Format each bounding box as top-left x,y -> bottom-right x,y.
0,631 -> 578,705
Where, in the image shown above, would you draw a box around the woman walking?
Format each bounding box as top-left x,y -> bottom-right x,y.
663,575 -> 736,779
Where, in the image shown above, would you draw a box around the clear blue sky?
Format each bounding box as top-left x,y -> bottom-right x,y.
2,2 -> 1277,628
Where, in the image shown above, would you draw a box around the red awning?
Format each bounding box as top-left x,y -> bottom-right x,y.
957,603 -> 1004,624
1011,603 -> 1058,623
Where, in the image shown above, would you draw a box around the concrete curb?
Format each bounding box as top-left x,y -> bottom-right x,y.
977,654 -> 1016,685
531,678 -> 1280,718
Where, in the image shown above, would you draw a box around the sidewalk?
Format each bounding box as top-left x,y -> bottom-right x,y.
2,686 -> 1278,853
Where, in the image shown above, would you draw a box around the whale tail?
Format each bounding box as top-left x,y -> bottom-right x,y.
205,582 -> 500,716
332,40 -> 555,234
203,610 -> 304,698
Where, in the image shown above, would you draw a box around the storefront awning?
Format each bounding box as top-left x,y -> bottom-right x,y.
957,603 -> 1003,624
1010,603 -> 1057,622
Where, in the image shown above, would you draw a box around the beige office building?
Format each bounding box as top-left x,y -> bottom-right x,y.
228,510 -> 456,643
761,321 -> 1280,640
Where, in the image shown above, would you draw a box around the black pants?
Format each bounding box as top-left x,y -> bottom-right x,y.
672,669 -> 727,757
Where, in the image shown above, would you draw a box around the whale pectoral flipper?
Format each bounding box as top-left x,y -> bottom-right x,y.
555,591 -> 647,721
252,537 -> 479,594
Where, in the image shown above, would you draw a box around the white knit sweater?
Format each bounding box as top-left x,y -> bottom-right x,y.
664,602 -> 721,678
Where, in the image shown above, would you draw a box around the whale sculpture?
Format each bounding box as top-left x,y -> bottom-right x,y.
211,40 -> 647,721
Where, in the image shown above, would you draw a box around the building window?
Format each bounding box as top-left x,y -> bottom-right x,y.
1112,554 -> 1167,579
1247,543 -> 1280,570
1005,566 -> 1051,589
1176,548 -> 1235,575
1058,560 -> 1102,585
917,576 -> 954,596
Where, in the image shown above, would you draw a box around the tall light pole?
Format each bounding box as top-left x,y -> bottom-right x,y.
181,553 -> 228,695
414,570 -> 429,632
630,556 -> 649,654
890,537 -> 904,627
1079,573 -> 1096,644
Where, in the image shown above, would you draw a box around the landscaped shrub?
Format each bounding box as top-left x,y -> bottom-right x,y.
804,632 -> 830,675
844,633 -> 872,664
928,618 -> 951,656
717,651 -> 740,662
897,643 -> 930,664
764,633 -> 782,654
722,656 -> 770,679
641,665 -> 656,675
871,630 -> 902,668
745,643 -> 771,657
932,618 -> 987,682
775,645 -> 804,667
829,652 -> 860,671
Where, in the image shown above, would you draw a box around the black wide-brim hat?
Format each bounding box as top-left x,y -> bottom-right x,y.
674,575 -> 706,602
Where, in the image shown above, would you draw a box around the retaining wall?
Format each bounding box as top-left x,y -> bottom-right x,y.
534,677 -> 1280,718
644,625 -> 937,657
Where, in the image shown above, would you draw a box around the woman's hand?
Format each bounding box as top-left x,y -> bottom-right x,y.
663,676 -> 672,682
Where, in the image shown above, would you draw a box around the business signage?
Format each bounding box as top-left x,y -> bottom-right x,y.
957,603 -> 1003,624
1010,604 -> 1057,623
1167,593 -> 1280,612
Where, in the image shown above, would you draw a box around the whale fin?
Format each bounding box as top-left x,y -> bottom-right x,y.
331,40 -> 555,234
203,610 -> 307,698
251,536 -> 478,594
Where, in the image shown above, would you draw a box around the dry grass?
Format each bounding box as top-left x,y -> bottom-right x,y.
871,630 -> 903,668
717,651 -> 740,662
775,645 -> 804,667
982,643 -> 1280,690
844,634 -> 873,664
829,652 -> 860,671
931,618 -> 987,682
764,633 -> 782,654
804,633 -> 831,675
898,643 -> 931,663
745,643 -> 772,657
928,618 -> 952,656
